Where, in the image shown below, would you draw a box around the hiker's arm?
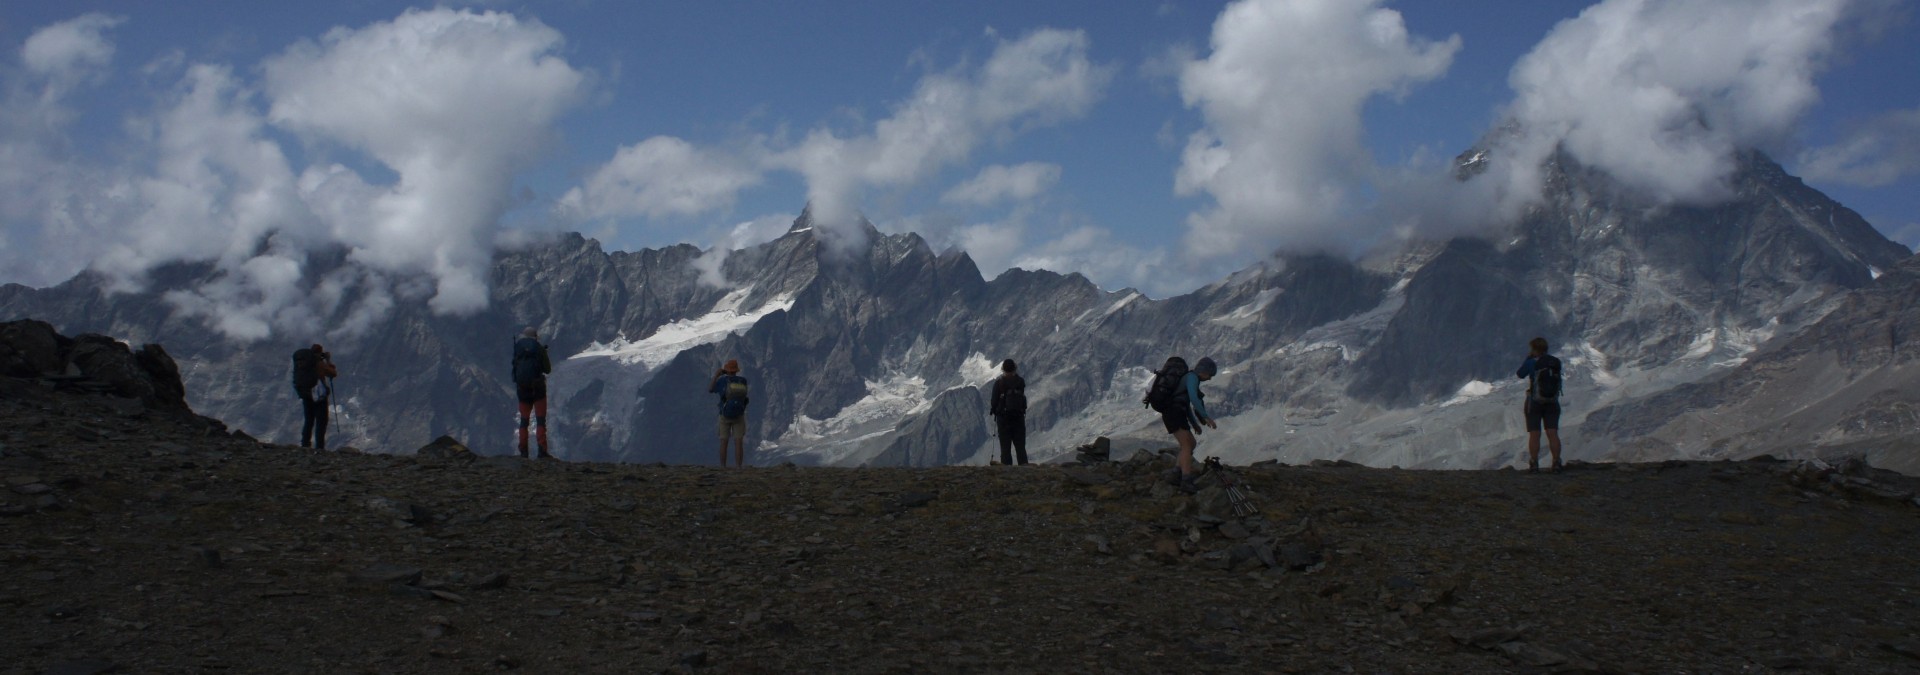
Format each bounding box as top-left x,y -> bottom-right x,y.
1184,373 -> 1209,421
1515,356 -> 1536,379
988,378 -> 1002,416
540,345 -> 552,375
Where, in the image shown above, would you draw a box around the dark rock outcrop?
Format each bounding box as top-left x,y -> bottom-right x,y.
0,320 -> 191,413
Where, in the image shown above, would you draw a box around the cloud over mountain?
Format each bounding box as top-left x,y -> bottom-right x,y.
0,8 -> 590,340
1172,0 -> 1460,260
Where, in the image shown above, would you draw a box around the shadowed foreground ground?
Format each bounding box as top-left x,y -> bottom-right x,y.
4,386 -> 1920,673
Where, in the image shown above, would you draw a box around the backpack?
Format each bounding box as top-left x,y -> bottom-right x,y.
719,376 -> 750,419
1143,356 -> 1189,413
512,338 -> 548,387
291,348 -> 319,392
999,376 -> 1027,416
1531,354 -> 1563,403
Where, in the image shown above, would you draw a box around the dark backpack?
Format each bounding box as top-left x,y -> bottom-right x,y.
1531,354 -> 1563,402
1143,356 -> 1189,413
512,338 -> 547,387
291,348 -> 319,391
999,376 -> 1027,416
718,376 -> 750,419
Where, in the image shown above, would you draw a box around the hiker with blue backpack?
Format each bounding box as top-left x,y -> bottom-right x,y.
512,327 -> 554,459
710,360 -> 751,467
1144,356 -> 1218,493
989,359 -> 1030,465
1515,337 -> 1564,473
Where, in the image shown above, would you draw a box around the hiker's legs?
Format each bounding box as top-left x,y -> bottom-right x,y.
299,392 -> 317,447
533,398 -> 549,457
1542,403 -> 1562,469
1174,428 -> 1197,476
717,416 -> 734,466
1526,431 -> 1541,468
996,415 -> 1017,465
517,401 -> 533,456
1009,416 -> 1028,465
733,435 -> 745,467
313,399 -> 329,450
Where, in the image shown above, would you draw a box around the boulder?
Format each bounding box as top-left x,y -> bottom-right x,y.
62,334 -> 191,412
0,319 -> 66,377
417,435 -> 477,462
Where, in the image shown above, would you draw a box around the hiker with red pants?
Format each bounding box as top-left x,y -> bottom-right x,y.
511,327 -> 553,459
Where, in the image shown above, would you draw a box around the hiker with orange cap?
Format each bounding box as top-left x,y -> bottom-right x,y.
709,360 -> 751,467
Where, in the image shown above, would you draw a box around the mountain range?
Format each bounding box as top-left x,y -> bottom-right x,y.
2,149 -> 1913,470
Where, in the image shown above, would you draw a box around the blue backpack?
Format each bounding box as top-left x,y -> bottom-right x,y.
718,375 -> 750,418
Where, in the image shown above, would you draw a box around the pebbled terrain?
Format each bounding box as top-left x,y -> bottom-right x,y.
6,366 -> 1920,673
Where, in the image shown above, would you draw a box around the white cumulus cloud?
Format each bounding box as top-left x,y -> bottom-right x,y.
766,28 -> 1112,246
1479,0 -> 1863,213
0,9 -> 593,342
941,162 -> 1061,206
561,135 -> 763,220
1173,0 -> 1460,261
263,8 -> 589,314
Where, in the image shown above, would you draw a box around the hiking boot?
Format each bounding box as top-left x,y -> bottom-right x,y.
1179,474 -> 1200,494
537,447 -> 553,460
1550,459 -> 1563,473
1163,468 -> 1183,486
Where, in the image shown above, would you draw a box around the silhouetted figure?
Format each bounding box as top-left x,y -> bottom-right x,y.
989,359 -> 1029,465
512,327 -> 553,459
291,343 -> 338,449
1516,337 -> 1564,472
710,360 -> 751,467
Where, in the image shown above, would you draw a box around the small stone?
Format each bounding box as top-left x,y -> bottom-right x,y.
1217,521 -> 1251,540
430,590 -> 466,603
896,492 -> 937,509
1080,534 -> 1111,555
197,547 -> 223,569
470,572 -> 510,590
679,650 -> 709,667
1278,542 -> 1322,570
41,660 -> 121,675
12,483 -> 51,495
352,564 -> 423,586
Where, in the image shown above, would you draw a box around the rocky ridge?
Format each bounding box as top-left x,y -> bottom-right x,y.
4,325 -> 1920,673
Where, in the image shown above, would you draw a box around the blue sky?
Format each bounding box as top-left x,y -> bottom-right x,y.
2,0 -> 1916,338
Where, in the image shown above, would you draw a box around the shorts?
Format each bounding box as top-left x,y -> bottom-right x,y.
516,379 -> 547,405
1524,399 -> 1561,432
1160,408 -> 1193,435
717,415 -> 746,440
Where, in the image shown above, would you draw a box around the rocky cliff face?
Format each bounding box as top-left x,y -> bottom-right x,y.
0,153 -> 1910,469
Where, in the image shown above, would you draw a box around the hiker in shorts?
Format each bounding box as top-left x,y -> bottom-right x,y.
988,359 -> 1029,465
512,327 -> 553,459
291,344 -> 338,449
1515,337 -> 1564,473
710,360 -> 750,467
1147,356 -> 1218,493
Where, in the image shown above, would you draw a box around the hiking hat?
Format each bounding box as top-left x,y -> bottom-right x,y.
1194,357 -> 1218,377
522,326 -> 538,338
311,343 -> 324,354
1001,359 -> 1017,373
723,359 -> 740,374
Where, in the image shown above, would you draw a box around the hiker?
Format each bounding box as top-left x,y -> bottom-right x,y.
710,360 -> 751,467
988,359 -> 1029,465
1515,336 -> 1564,472
291,343 -> 338,449
512,327 -> 553,459
1144,356 -> 1218,493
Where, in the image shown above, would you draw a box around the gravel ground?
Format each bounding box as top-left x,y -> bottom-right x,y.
4,385 -> 1920,674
